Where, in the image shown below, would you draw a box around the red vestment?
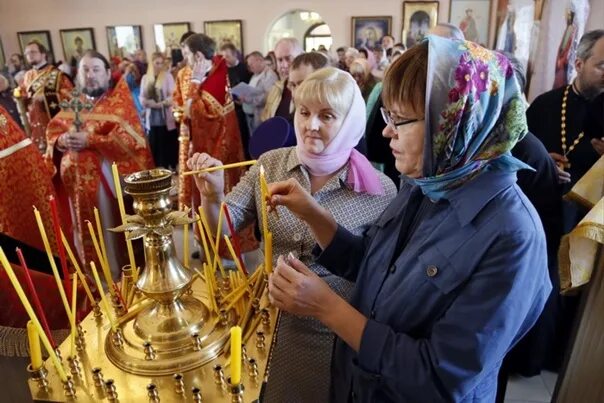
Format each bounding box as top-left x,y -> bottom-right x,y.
45,78 -> 154,266
20,64 -> 73,150
0,105 -> 90,357
173,57 -> 257,254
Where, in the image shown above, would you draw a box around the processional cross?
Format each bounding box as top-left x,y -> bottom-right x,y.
59,88 -> 94,131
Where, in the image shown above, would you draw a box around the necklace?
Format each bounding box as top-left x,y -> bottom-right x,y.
561,84 -> 585,160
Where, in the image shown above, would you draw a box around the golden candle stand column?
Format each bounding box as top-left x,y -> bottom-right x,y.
27,168 -> 278,402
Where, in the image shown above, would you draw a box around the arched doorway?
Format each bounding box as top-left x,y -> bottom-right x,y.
265,10 -> 332,52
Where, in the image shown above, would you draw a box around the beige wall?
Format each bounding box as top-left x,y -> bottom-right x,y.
0,0 -> 457,61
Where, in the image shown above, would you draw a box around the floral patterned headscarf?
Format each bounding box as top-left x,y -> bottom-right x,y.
414,36 -> 531,200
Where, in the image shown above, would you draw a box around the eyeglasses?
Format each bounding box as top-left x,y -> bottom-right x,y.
380,107 -> 423,128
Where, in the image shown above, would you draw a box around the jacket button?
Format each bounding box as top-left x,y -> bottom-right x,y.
389,265 -> 396,273
370,310 -> 376,318
426,265 -> 438,277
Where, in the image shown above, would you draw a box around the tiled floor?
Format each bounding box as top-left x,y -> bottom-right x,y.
175,227 -> 559,403
505,371 -> 558,402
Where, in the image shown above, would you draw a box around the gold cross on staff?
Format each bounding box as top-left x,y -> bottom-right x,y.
59,88 -> 94,132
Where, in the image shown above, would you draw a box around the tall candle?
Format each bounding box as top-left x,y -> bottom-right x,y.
33,207 -> 73,324
27,320 -> 43,370
264,232 -> 273,274
212,203 -> 225,273
259,166 -> 269,237
48,196 -> 70,293
183,207 -> 189,269
230,326 -> 242,385
16,248 -> 56,349
224,235 -> 246,278
223,204 -> 246,275
195,212 -> 211,269
60,230 -> 95,306
70,274 -> 78,357
198,207 -> 226,278
90,261 -> 116,331
86,220 -> 115,297
111,162 -> 137,280
94,207 -> 109,272
0,247 -> 68,382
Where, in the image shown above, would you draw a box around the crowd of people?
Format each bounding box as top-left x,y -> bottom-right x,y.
0,19 -> 603,403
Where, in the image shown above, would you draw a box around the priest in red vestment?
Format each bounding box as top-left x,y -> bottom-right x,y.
176,33 -> 257,254
45,50 -> 154,270
0,104 -> 90,357
18,40 -> 73,152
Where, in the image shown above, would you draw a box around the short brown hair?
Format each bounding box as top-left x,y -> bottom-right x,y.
184,33 -> 216,60
26,40 -> 47,55
382,41 -> 428,115
219,43 -> 238,53
291,52 -> 329,71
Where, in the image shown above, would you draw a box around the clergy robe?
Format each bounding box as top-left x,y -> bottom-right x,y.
0,105 -> 90,356
45,78 -> 154,270
20,64 -> 73,150
173,56 -> 257,254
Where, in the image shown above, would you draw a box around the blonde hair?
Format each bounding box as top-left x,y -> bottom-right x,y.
144,52 -> 167,99
294,67 -> 355,118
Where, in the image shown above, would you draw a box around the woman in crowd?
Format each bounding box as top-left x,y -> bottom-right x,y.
140,52 -> 177,169
267,36 -> 552,402
187,67 -> 396,402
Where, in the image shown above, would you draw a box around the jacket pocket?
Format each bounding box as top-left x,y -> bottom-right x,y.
418,247 -> 476,295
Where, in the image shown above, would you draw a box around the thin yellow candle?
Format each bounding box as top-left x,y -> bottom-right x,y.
86,220 -> 115,297
195,212 -> 212,269
182,160 -> 257,176
200,264 -> 216,313
27,321 -> 43,370
111,162 -> 137,281
90,261 -> 117,331
183,207 -> 189,269
230,326 -> 242,385
212,203 -> 225,273
264,232 -> 273,274
61,230 -> 95,305
224,235 -> 245,278
70,274 -> 78,357
94,207 -> 110,269
0,247 -> 68,382
33,207 -> 73,324
198,207 -> 226,278
259,166 -> 269,236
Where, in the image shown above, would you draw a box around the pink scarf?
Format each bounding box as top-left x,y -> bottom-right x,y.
295,76 -> 385,195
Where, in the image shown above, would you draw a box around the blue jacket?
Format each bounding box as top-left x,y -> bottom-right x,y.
316,170 -> 552,402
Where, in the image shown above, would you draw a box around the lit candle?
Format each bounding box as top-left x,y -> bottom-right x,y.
48,196 -> 70,292
259,166 -> 269,237
94,207 -> 109,272
27,320 -> 43,370
86,220 -> 115,297
224,235 -> 245,278
0,247 -> 68,382
89,261 -> 116,331
60,230 -> 95,306
111,162 -> 137,281
230,326 -> 242,385
33,207 -> 73,324
183,207 -> 189,269
16,248 -> 56,349
70,274 -> 78,357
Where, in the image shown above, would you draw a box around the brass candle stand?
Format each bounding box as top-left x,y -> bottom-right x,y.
27,168 -> 278,402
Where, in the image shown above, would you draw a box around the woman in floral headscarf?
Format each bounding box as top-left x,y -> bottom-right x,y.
266,36 -> 552,402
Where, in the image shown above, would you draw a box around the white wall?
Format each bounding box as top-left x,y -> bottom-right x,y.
0,0 -> 457,61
